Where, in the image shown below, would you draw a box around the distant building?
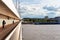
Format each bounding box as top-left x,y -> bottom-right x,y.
45,16 -> 48,19
55,17 -> 60,23
47,18 -> 57,23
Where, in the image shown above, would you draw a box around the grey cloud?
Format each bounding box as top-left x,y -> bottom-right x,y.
43,6 -> 57,11
47,12 -> 56,18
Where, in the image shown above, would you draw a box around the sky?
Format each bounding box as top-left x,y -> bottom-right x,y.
14,0 -> 60,18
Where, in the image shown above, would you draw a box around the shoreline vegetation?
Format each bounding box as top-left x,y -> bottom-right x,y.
22,16 -> 60,24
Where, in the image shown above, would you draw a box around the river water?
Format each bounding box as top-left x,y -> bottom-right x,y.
22,24 -> 60,40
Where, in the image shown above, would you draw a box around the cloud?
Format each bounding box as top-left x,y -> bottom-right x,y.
21,13 -> 45,18
20,4 -> 48,18
55,12 -> 60,17
43,6 -> 57,11
19,0 -> 60,18
47,12 -> 56,18
20,0 -> 41,4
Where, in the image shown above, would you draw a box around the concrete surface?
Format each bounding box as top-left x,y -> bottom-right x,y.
0,22 -> 19,40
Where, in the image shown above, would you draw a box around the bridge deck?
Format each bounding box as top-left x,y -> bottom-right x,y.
0,22 -> 19,40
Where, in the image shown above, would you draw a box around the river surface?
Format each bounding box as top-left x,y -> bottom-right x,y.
22,24 -> 60,40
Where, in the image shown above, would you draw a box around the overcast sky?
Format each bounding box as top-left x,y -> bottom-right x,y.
14,0 -> 60,18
